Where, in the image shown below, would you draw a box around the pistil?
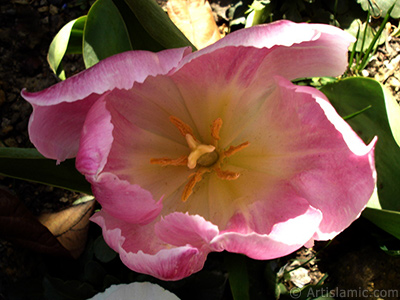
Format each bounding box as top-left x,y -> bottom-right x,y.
186,134 -> 216,169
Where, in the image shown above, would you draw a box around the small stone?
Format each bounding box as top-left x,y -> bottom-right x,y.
361,69 -> 370,77
4,137 -> 18,147
289,267 -> 312,288
41,16 -> 49,24
37,6 -> 49,13
2,125 -> 13,134
49,5 -> 58,15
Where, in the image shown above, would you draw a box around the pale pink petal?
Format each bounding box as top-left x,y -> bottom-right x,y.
213,204 -> 322,259
76,95 -> 113,176
81,85 -> 193,202
170,22 -> 354,145
188,20 -> 353,55
75,95 -> 163,224
21,47 -> 191,161
227,76 -> 375,240
28,95 -> 98,163
155,212 -> 221,250
91,211 -> 209,281
76,94 -> 162,223
179,20 -> 354,80
90,173 -> 162,224
22,48 -> 192,106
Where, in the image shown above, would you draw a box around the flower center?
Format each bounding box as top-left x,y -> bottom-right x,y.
150,116 -> 249,202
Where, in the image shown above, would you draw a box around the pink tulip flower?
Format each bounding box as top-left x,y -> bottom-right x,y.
22,20 -> 376,281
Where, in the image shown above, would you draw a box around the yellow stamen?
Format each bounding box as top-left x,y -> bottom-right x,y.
150,156 -> 188,166
182,169 -> 208,202
223,141 -> 250,158
169,116 -> 194,137
186,134 -> 215,169
215,167 -> 240,180
211,118 -> 223,143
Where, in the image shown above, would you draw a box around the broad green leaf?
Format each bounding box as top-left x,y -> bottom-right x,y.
362,208 -> 400,240
123,0 -> 196,51
320,78 -> 400,211
357,0 -> 400,18
112,0 -> 164,52
0,148 -> 91,194
83,0 -> 132,68
320,78 -> 400,238
48,16 -> 86,80
382,83 -> 400,147
245,0 -> 271,28
224,253 -> 250,300
66,17 -> 86,55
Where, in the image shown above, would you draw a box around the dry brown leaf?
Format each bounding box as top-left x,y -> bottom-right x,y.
38,198 -> 95,259
0,187 -> 70,257
167,0 -> 222,49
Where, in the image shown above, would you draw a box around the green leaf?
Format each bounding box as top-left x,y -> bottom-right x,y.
380,245 -> 400,256
93,235 -> 117,263
0,148 -> 91,194
122,0 -> 196,51
363,208 -> 400,240
112,0 -> 165,52
357,0 -> 400,18
48,16 -> 86,80
224,253 -> 250,300
345,19 -> 386,53
245,1 -> 271,28
320,77 -> 400,238
83,0 -> 133,68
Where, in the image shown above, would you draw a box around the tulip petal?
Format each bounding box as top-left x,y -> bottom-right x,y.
22,47 -> 191,161
186,20 -> 353,57
78,85 -> 194,201
91,173 -> 162,224
76,96 -> 163,224
180,20 -> 354,79
228,76 -> 375,240
155,212 -> 221,250
91,211 -> 209,280
170,21 -> 354,145
213,202 -> 322,259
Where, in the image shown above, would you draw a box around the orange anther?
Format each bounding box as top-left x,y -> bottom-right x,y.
169,116 -> 194,138
181,169 -> 208,202
211,118 -> 223,142
215,167 -> 240,180
150,156 -> 188,166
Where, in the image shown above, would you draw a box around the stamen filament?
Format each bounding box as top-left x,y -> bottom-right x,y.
223,141 -> 250,158
169,116 -> 194,137
150,156 -> 188,166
